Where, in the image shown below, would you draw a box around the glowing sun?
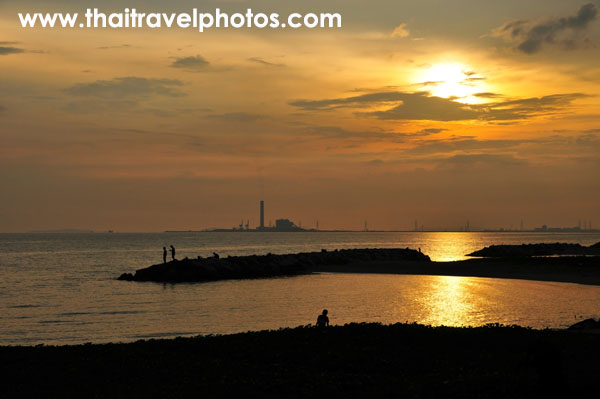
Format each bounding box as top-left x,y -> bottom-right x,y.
417,62 -> 486,103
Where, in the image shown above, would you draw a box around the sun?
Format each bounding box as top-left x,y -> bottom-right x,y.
416,62 -> 486,103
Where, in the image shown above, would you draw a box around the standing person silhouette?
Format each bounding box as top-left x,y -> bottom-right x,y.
163,247 -> 167,263
316,309 -> 329,328
170,245 -> 176,261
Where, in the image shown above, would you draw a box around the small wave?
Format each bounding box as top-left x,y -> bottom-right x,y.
97,310 -> 146,315
127,331 -> 199,339
2,315 -> 32,320
57,312 -> 90,317
38,320 -> 72,324
7,304 -> 41,309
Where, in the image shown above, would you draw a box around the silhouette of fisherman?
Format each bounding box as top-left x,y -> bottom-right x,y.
170,245 -> 176,261
163,247 -> 167,263
316,309 -> 329,328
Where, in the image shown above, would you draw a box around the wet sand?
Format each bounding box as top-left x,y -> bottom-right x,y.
311,256 -> 600,286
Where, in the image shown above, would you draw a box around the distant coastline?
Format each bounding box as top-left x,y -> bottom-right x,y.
166,200 -> 599,233
12,228 -> 600,234
165,229 -> 600,233
27,229 -> 96,234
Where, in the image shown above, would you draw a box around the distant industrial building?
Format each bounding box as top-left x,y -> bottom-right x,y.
260,200 -> 265,229
213,200 -> 308,232
257,201 -> 305,232
273,218 -> 304,232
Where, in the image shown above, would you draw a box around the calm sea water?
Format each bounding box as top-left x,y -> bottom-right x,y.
1,232 -> 600,346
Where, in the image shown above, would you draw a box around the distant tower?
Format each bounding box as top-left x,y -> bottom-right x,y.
466,220 -> 470,232
520,219 -> 524,231
259,200 -> 265,229
364,220 -> 368,232
316,220 -> 319,230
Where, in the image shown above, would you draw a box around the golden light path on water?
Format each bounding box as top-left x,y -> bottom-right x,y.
412,232 -> 484,262
420,276 -> 475,326
380,274 -> 596,329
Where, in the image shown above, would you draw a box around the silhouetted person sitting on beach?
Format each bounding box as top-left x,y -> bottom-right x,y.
163,247 -> 167,263
316,309 -> 329,328
213,252 -> 220,259
170,245 -> 176,260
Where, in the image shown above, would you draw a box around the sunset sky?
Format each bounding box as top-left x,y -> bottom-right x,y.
1,0 -> 599,232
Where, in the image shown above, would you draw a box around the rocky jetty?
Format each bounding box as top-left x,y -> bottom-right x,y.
467,242 -> 600,258
118,248 -> 430,283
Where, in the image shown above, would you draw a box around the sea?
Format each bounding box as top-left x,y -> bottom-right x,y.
1,231 -> 600,346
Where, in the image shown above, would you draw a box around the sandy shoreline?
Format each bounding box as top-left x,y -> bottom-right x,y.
310,256 -> 600,286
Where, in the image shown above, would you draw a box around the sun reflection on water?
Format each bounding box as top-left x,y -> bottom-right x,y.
419,276 -> 482,326
416,232 -> 479,262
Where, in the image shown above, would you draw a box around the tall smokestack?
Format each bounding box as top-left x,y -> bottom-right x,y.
260,200 -> 264,229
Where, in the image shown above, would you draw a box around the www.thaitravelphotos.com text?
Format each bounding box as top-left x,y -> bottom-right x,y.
18,8 -> 343,32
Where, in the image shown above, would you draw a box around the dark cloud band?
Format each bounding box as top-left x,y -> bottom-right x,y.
290,91 -> 586,122
493,3 -> 598,54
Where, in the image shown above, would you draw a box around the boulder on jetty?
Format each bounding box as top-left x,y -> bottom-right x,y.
118,248 -> 430,283
467,242 -> 600,258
